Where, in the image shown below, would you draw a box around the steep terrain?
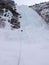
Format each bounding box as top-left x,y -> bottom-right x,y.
0,3 -> 49,65
29,1 -> 49,23
0,0 -> 20,29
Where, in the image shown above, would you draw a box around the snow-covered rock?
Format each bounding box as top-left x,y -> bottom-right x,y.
0,0 -> 20,29
29,1 -> 49,23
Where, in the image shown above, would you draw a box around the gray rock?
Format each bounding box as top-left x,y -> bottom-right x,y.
0,18 -> 5,28
29,1 -> 49,23
0,0 -> 20,29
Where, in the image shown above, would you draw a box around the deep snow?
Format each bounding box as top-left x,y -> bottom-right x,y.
0,5 -> 49,65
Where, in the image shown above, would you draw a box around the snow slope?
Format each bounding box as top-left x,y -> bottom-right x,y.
0,5 -> 49,65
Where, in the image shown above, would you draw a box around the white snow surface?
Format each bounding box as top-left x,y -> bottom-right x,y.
0,5 -> 49,65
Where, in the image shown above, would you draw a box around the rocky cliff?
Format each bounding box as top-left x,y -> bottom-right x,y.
0,0 -> 20,29
29,1 -> 49,23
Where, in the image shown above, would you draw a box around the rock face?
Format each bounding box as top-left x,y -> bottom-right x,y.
0,0 -> 20,29
29,1 -> 49,23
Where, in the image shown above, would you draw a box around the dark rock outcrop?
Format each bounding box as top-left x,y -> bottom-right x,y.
0,0 -> 20,29
29,1 -> 49,23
